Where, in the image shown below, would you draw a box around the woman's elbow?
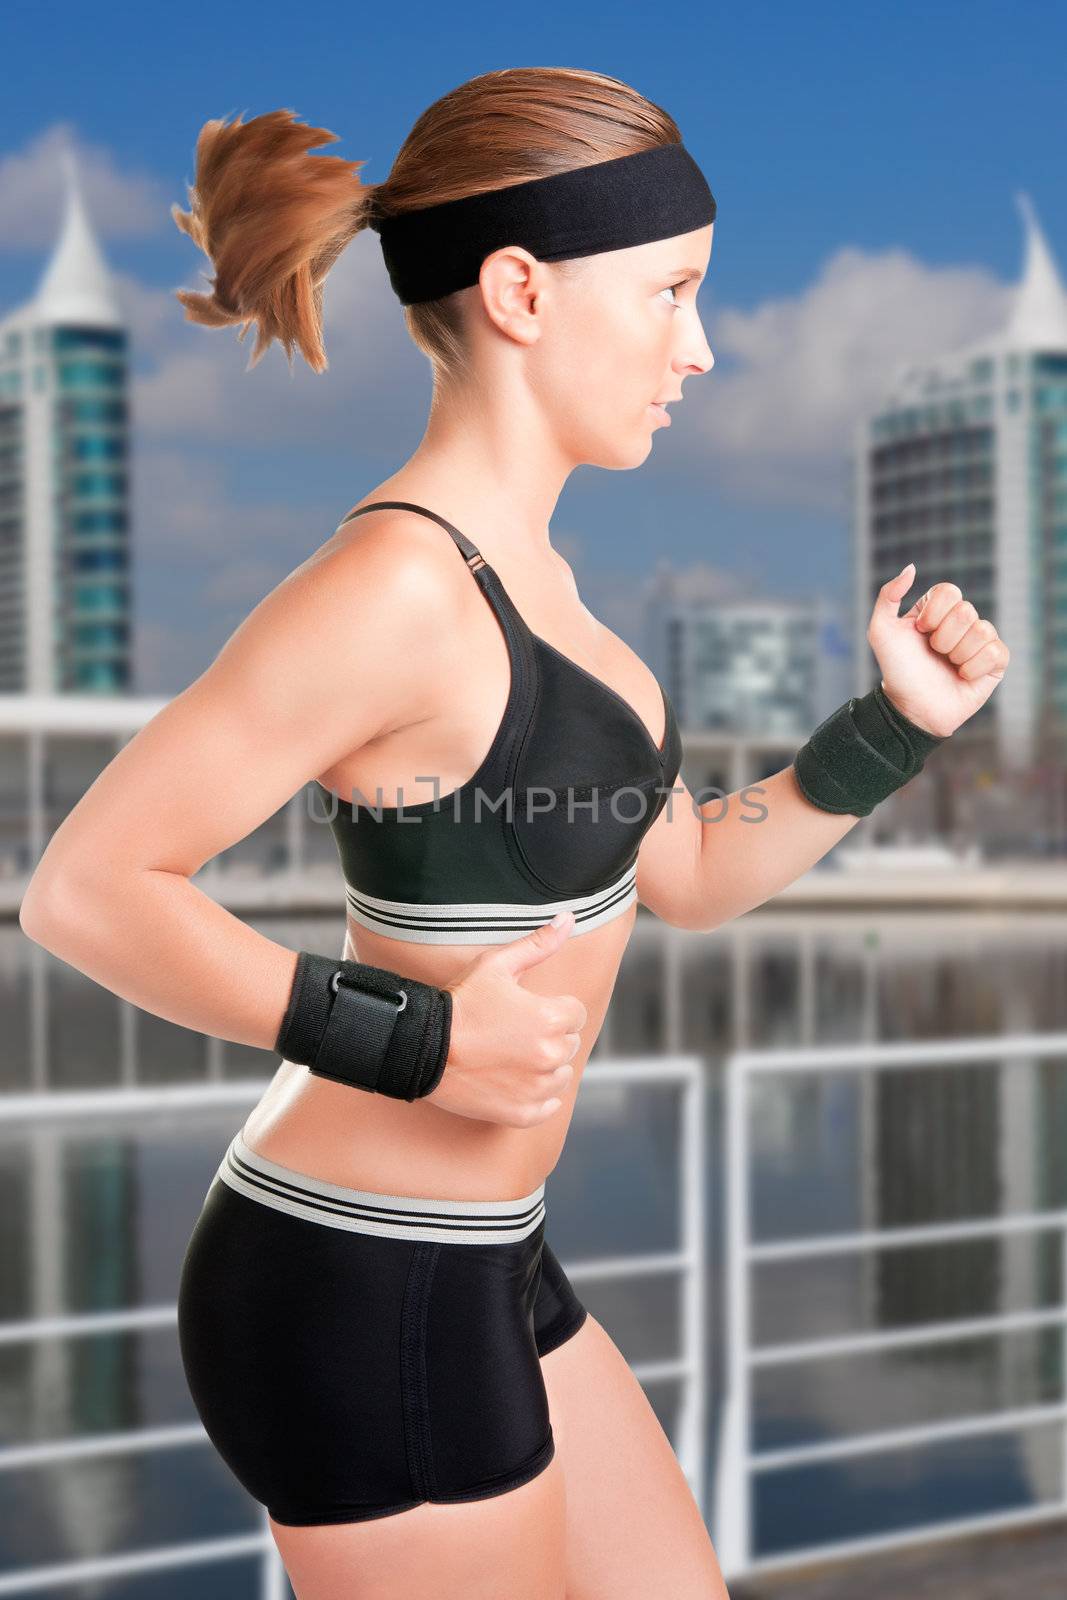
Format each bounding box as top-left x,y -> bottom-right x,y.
677,903 -> 726,935
19,865 -> 90,953
639,888 -> 721,935
20,871 -> 59,949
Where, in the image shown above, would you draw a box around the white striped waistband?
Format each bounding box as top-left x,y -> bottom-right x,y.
215,1130 -> 547,1244
343,862 -> 637,945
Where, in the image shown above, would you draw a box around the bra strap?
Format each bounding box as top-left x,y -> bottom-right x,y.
335,499 -> 485,571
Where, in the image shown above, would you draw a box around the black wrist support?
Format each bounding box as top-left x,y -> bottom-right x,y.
275,951 -> 452,1101
793,684 -> 948,818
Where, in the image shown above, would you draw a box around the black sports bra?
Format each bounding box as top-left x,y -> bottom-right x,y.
314,501 -> 683,944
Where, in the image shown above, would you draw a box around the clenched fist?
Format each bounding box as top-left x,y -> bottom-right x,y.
867,563 -> 1010,737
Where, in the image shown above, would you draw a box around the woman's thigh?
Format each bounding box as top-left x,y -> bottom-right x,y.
541,1313 -> 730,1600
269,1455 -> 566,1600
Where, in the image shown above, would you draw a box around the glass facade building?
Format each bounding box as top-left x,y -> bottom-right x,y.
0,150 -> 130,694
854,195 -> 1067,770
645,568 -> 851,740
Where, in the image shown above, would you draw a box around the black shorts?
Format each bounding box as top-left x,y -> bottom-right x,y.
177,1130 -> 588,1526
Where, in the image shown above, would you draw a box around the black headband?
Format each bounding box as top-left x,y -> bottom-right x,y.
368,142 -> 716,307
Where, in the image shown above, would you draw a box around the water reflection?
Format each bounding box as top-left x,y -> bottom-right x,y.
4,906 -> 1067,1582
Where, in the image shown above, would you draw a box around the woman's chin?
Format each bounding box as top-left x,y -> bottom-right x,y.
577,420 -> 661,470
593,442 -> 655,470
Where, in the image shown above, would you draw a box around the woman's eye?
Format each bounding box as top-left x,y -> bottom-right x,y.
659,281 -> 686,306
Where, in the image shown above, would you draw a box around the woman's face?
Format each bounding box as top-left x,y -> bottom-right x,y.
531,221 -> 715,468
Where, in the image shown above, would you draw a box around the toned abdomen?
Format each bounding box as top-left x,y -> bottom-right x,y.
240,902 -> 635,1200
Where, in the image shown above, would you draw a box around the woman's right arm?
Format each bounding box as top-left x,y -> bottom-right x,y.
17,522 -> 463,1050
18,520 -> 585,1125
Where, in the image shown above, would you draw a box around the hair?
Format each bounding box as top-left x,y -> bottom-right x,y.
171,68 -> 681,379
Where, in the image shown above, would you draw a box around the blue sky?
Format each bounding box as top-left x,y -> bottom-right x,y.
1,0 -> 1064,690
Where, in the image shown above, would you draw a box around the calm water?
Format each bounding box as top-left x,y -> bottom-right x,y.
5,905 -> 1067,1589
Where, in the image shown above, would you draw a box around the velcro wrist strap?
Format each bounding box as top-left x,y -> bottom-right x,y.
317,972 -> 407,1092
793,685 -> 948,818
866,684 -> 946,768
275,951 -> 452,1101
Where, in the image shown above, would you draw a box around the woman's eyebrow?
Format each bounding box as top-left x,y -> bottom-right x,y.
666,267 -> 705,282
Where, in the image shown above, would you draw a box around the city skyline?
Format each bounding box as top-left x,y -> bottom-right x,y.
4,19 -> 1066,1592
1,6 -> 1062,692
1,137 -> 1058,707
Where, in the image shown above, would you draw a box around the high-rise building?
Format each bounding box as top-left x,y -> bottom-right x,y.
854,193 -> 1067,771
0,148 -> 129,694
645,564 -> 851,739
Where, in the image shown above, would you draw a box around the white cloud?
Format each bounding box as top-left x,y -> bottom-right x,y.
129,444 -> 326,563
0,122 -> 167,250
110,269 -> 184,355
131,231 -> 426,451
677,244 -> 1013,513
133,233 -> 1017,529
201,558 -> 290,608
129,444 -> 343,692
134,618 -> 206,697
123,229 -> 1018,683
6,125 -> 1029,682
7,121 -> 1022,506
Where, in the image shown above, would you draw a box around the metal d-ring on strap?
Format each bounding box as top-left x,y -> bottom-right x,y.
331,968 -> 408,1012
315,967 -> 412,1092
275,950 -> 451,1102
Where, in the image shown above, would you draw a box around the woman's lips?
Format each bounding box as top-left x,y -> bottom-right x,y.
648,403 -> 671,425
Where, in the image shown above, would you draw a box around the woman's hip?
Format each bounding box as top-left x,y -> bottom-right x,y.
177,1131 -> 587,1526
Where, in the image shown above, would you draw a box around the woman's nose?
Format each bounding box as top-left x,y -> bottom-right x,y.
684,340 -> 714,377
683,314 -> 714,376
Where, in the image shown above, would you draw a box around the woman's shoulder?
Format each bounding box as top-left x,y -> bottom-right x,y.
210,501 -> 468,707
308,497 -> 475,611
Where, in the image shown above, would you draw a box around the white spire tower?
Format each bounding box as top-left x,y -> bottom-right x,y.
0,145 -> 131,694
33,149 -> 123,330
854,194 -> 1067,781
1002,191 -> 1067,350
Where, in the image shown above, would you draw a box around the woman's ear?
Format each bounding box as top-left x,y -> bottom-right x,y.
476,248 -> 546,346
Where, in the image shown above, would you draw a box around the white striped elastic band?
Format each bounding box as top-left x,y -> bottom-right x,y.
342,862 -> 638,945
215,1130 -> 547,1244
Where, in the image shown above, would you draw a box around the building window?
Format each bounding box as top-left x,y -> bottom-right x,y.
72,434 -> 124,463
72,548 -> 127,572
74,660 -> 124,691
57,361 -> 124,391
71,471 -> 125,498
72,509 -> 127,535
73,583 -> 126,613
64,398 -> 127,425
53,327 -> 127,354
73,622 -> 128,649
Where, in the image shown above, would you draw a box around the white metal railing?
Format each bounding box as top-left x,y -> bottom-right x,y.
554,1055 -> 707,1507
0,1057 -> 705,1596
714,1030 -> 1067,1581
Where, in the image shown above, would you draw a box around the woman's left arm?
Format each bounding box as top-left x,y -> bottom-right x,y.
636,763 -> 860,932
637,564 -> 1011,932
